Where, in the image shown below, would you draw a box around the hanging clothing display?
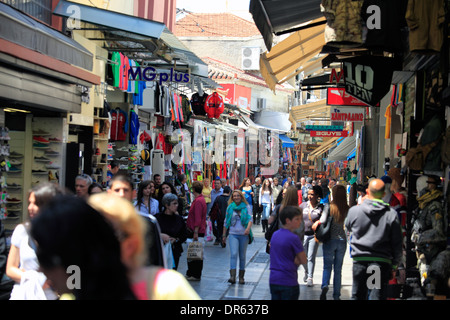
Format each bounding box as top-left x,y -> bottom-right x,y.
405,0 -> 445,53
190,92 -> 207,116
320,0 -> 364,47
129,109 -> 139,145
204,92 -> 224,119
110,108 -> 128,141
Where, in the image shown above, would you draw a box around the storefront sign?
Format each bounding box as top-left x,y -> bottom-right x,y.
330,107 -> 365,122
306,144 -> 320,151
343,56 -> 399,107
310,130 -> 348,137
305,125 -> 343,131
327,88 -> 369,106
128,66 -> 189,85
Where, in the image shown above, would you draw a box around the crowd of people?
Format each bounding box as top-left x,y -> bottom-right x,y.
0,166 -> 447,300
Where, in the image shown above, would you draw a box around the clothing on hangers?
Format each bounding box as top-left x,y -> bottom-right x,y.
110,108 -> 128,141
129,108 -> 140,144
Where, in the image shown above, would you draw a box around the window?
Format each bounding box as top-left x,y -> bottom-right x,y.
2,0 -> 52,25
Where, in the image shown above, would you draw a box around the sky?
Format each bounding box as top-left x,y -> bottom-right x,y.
176,0 -> 252,20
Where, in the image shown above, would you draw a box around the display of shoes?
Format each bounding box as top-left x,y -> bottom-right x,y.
8,166 -> 22,173
33,142 -> 50,149
33,136 -> 50,144
115,157 -> 128,161
6,198 -> 21,203
34,156 -> 51,162
6,212 -> 20,220
9,159 -> 22,166
32,169 -> 47,174
45,149 -> 60,156
48,137 -> 62,142
6,183 -> 22,189
117,146 -> 129,152
9,151 -> 23,158
45,163 -> 60,169
32,129 -> 50,136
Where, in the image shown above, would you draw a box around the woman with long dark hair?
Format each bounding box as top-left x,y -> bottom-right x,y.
6,183 -> 64,300
135,180 -> 159,216
239,177 -> 254,214
313,185 -> 349,300
157,181 -> 183,215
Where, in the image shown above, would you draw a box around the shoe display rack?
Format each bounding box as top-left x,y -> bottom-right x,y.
113,140 -> 145,188
32,118 -> 63,188
2,130 -> 25,225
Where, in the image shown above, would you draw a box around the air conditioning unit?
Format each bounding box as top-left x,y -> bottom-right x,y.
241,47 -> 260,70
257,98 -> 267,110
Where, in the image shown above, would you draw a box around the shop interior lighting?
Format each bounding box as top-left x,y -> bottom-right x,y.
3,108 -> 31,113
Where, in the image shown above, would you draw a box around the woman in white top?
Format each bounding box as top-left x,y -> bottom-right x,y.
259,179 -> 274,233
135,180 -> 159,217
6,183 -> 62,300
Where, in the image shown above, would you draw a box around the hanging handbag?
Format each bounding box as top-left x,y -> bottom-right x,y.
315,214 -> 333,243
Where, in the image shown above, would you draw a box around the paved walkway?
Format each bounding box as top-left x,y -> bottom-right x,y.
177,224 -> 354,300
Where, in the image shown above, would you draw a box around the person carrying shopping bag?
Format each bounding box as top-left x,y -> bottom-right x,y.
222,190 -> 253,284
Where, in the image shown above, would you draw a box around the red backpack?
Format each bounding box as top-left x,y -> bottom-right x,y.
204,92 -> 224,119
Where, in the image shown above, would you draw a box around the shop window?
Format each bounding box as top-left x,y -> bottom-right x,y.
2,0 -> 52,25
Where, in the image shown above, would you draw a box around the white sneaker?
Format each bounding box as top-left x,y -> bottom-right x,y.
306,278 -> 313,287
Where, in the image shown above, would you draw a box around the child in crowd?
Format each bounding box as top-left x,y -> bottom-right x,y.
269,206 -> 307,300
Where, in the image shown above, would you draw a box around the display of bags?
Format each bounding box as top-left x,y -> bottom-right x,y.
187,241 -> 203,261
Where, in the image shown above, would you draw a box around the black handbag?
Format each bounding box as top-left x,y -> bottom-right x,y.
315,214 -> 333,243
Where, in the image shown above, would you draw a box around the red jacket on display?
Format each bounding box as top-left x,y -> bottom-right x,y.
204,92 -> 224,119
110,108 -> 128,141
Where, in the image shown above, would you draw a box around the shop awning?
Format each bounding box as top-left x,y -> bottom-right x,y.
327,135 -> 356,161
347,148 -> 356,160
308,137 -> 339,160
250,0 -> 324,51
279,134 -> 295,148
290,99 -> 331,122
253,110 -> 292,132
260,18 -> 326,91
0,2 -> 93,71
54,0 -> 209,79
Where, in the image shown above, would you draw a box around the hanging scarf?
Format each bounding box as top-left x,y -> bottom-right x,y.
225,202 -> 251,229
417,189 -> 442,209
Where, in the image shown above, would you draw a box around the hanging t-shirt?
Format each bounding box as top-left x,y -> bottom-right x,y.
111,51 -> 122,88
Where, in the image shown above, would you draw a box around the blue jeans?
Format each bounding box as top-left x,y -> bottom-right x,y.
321,239 -> 347,299
270,284 -> 299,300
302,235 -> 319,279
229,234 -> 249,270
261,203 -> 271,220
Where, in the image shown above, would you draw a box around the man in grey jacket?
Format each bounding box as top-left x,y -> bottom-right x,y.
345,178 -> 403,300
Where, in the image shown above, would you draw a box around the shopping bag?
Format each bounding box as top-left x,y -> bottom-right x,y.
187,241 -> 203,261
164,242 -> 175,269
206,219 -> 213,242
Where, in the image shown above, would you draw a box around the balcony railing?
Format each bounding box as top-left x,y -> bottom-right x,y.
2,0 -> 52,25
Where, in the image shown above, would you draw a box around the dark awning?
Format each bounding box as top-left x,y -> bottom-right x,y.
250,0 -> 323,50
0,2 -> 93,71
54,0 -> 209,79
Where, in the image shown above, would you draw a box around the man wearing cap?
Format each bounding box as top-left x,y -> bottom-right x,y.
210,186 -> 231,247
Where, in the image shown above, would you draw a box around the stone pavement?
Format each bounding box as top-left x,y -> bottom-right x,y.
177,224 -> 354,300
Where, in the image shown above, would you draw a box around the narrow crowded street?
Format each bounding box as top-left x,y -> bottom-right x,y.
177,223 -> 353,300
